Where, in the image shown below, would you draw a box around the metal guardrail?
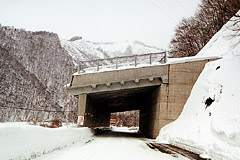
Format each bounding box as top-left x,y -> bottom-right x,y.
77,51 -> 167,73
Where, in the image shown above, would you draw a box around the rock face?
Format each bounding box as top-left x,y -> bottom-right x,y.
0,25 -> 76,122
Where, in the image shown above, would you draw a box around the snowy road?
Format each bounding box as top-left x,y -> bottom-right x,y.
36,128 -> 189,160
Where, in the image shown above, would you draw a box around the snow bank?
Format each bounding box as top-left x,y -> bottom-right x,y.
157,12 -> 240,160
111,126 -> 139,133
0,123 -> 93,160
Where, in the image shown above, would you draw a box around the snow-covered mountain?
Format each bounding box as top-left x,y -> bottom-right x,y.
93,40 -> 163,57
157,12 -> 240,160
61,38 -> 163,66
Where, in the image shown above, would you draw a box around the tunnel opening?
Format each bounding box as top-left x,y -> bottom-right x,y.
110,110 -> 140,127
84,85 -> 161,138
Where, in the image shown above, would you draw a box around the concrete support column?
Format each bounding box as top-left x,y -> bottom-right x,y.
150,87 -> 162,138
139,87 -> 161,138
79,95 -> 110,128
78,94 -> 87,126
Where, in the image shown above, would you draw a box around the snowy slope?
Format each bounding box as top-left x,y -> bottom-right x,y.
61,39 -> 163,66
61,39 -> 108,66
0,123 -> 93,160
94,40 -> 163,57
157,13 -> 240,160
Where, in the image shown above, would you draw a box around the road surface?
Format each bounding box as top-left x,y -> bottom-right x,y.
36,127 -> 189,160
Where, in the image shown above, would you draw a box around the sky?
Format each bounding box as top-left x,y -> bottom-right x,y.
0,0 -> 200,49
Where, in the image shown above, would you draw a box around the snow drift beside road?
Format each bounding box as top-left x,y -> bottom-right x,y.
157,12 -> 240,160
0,123 -> 93,160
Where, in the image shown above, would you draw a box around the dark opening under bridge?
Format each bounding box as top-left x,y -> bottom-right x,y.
67,53 -> 218,138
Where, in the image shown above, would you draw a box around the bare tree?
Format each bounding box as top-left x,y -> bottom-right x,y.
111,110 -> 140,127
169,0 -> 240,58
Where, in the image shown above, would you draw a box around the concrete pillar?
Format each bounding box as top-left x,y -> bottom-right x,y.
79,95 -> 110,128
78,94 -> 87,116
78,94 -> 87,126
150,87 -> 162,138
139,87 -> 161,138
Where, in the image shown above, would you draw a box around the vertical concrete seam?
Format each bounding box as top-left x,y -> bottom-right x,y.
167,64 -> 170,84
166,84 -> 169,110
167,64 -> 170,110
70,75 -> 74,87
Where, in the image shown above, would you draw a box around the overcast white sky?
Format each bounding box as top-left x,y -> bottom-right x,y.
0,0 -> 200,49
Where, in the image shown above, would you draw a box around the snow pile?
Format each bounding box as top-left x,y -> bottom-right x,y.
0,123 -> 93,160
157,13 -> 240,160
111,126 -> 139,133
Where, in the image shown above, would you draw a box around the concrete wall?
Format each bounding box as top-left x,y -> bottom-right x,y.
71,65 -> 169,87
155,60 -> 208,137
139,60 -> 209,138
69,65 -> 168,95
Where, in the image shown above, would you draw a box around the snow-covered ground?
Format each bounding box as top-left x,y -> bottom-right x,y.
0,123 -> 93,160
157,12 -> 240,160
35,127 -> 188,160
0,123 -> 188,160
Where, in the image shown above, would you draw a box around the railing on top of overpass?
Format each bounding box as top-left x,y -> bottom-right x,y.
77,51 -> 167,73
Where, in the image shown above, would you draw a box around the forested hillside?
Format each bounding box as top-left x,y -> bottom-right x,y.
0,25 -> 77,122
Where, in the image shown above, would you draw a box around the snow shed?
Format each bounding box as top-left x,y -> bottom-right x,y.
68,58 -> 218,138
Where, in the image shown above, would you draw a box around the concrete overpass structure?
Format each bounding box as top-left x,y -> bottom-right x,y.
68,56 -> 217,138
